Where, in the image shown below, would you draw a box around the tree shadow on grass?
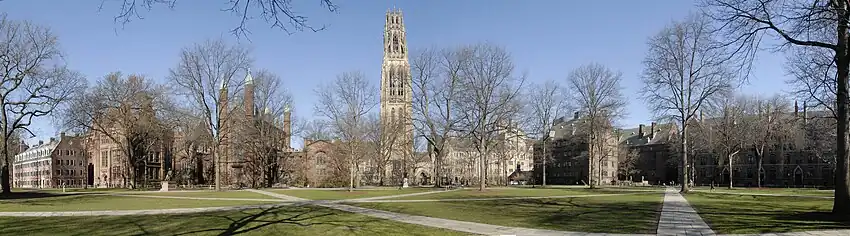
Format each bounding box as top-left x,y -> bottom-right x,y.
0,192 -> 93,200
688,192 -> 850,234
0,205 -> 393,236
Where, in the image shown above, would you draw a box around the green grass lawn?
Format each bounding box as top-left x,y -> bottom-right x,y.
392,188 -> 631,200
129,190 -> 278,199
351,193 -> 665,234
692,187 -> 834,197
16,188 -> 132,193
686,192 -> 850,234
271,188 -> 434,200
0,205 -> 469,236
0,194 -> 276,212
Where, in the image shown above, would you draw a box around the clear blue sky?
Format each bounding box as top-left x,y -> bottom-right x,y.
2,0 -> 785,146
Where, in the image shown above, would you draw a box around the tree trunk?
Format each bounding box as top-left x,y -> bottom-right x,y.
834,2 -> 850,214
2,141 -> 10,194
542,139 -> 547,186
728,153 -> 735,189
349,153 -> 355,192
479,142 -> 485,191
757,147 -> 764,188
681,124 -> 690,193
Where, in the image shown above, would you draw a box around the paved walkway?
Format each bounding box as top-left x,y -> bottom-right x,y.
244,189 -> 305,201
343,188 -> 462,202
656,187 -> 715,236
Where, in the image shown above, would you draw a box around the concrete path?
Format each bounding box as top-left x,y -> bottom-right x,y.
244,189 -> 306,201
656,187 -> 715,236
718,229 -> 850,236
343,188 -> 462,202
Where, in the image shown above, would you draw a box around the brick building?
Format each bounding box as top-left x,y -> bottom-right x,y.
13,133 -> 87,188
533,112 -> 619,186
618,122 -> 678,185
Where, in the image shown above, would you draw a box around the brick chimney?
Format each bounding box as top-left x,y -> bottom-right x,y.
638,124 -> 644,138
282,105 -> 292,151
244,68 -> 254,120
573,112 -> 579,120
650,122 -> 656,139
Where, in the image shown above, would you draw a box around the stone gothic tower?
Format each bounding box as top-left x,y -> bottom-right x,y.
380,9 -> 413,179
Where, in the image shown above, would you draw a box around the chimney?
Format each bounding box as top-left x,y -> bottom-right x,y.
573,112 -> 579,120
49,137 -> 55,143
282,106 -> 292,151
39,140 -> 44,145
699,110 -> 704,122
794,100 -> 799,117
638,124 -> 644,138
60,132 -> 66,139
650,122 -> 657,139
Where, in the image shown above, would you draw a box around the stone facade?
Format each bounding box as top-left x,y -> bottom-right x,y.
13,134 -> 87,188
618,122 -> 678,185
380,9 -> 414,183
533,112 -> 619,186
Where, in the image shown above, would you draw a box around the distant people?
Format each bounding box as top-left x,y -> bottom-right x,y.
710,181 -> 715,191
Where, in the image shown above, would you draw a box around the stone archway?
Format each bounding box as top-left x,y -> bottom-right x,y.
793,166 -> 804,187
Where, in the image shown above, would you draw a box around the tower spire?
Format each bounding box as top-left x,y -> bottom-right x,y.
245,68 -> 254,85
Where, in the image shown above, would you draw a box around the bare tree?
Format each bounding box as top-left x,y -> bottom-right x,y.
302,119 -> 333,140
0,15 -> 86,193
314,71 -> 377,191
640,14 -> 740,193
410,46 -> 467,187
61,73 -> 175,189
364,112 -> 405,185
702,0 -> 850,214
525,80 -> 568,186
168,39 -> 253,191
455,43 -> 525,191
106,0 -> 339,38
707,95 -> 751,189
618,146 -> 640,182
236,69 -> 293,188
749,95 -> 793,188
566,63 -> 626,189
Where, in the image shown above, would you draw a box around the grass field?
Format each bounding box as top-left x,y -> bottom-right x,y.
0,194 -> 275,212
351,193 -> 664,234
691,187 -> 834,197
391,188 -> 636,200
0,205 -> 469,236
128,190 -> 278,199
271,188 -> 434,200
686,192 -> 850,234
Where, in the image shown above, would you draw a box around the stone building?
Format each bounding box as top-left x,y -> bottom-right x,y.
437,124 -> 534,186
13,133 -> 87,188
618,122 -> 678,185
379,9 -> 414,184
86,128 -> 173,188
171,70 -> 293,188
533,112 -> 619,186
692,104 -> 835,187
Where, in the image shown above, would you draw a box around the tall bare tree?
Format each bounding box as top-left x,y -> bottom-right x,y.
168,39 -> 253,191
455,43 -> 525,191
640,14 -> 740,193
236,69 -> 293,188
410,46 -> 467,187
61,73 -> 175,189
702,0 -> 850,213
525,80 -> 568,186
302,119 -> 333,141
749,95 -> 793,188
314,71 -> 377,191
108,0 -> 339,38
0,15 -> 85,193
566,63 -> 626,189
364,112 -> 406,185
708,95 -> 751,189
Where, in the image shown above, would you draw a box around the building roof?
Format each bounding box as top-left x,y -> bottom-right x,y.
618,122 -> 676,146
